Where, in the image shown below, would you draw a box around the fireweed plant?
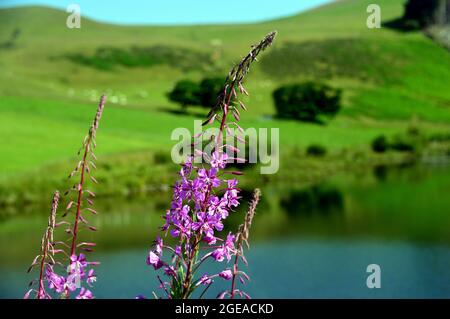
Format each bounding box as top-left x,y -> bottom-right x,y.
24,191 -> 60,299
145,31 -> 276,299
25,96 -> 106,299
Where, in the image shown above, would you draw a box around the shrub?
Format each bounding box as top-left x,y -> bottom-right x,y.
429,132 -> 450,142
153,150 -> 171,165
391,133 -> 421,153
372,135 -> 389,153
390,140 -> 416,152
198,77 -> 224,108
67,45 -> 212,71
273,82 -> 341,123
306,144 -> 327,157
167,77 -> 226,109
167,80 -> 201,108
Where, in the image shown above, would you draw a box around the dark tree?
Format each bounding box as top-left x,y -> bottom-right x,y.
403,0 -> 450,28
372,135 -> 388,153
198,77 -> 224,108
306,144 -> 327,157
273,82 -> 341,123
168,80 -> 201,108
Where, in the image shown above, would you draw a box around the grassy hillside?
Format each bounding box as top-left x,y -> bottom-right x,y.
1,0 -> 449,114
0,0 -> 449,207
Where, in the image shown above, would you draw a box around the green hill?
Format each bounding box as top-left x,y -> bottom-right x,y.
1,0 -> 449,115
0,0 -> 449,206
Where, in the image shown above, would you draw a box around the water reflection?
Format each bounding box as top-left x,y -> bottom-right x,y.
280,185 -> 344,218
373,165 -> 388,182
372,162 -> 427,184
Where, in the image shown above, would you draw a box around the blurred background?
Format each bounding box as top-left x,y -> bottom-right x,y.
0,0 -> 449,298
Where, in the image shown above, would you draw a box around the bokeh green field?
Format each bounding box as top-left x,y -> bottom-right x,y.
0,0 -> 449,209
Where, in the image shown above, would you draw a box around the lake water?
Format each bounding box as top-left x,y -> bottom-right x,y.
1,163 -> 449,298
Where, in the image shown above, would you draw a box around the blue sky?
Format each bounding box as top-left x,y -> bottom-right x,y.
0,0 -> 333,25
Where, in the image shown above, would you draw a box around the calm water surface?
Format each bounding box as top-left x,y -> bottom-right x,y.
1,163 -> 449,298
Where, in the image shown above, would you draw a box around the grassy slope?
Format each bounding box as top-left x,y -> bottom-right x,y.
0,0 -> 449,176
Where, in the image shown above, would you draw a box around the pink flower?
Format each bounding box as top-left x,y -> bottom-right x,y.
210,151 -> 228,169
212,247 -> 225,262
203,229 -> 217,245
219,269 -> 233,280
164,266 -> 176,277
46,267 -> 66,293
76,287 -> 93,299
86,269 -> 96,285
155,236 -> 163,255
197,274 -> 212,286
147,251 -> 164,270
